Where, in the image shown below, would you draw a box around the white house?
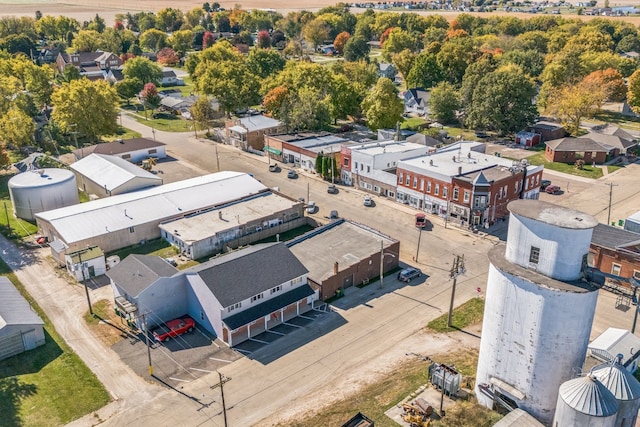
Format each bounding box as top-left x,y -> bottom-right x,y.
64,246 -> 107,282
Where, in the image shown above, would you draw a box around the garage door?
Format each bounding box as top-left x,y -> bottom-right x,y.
0,332 -> 25,360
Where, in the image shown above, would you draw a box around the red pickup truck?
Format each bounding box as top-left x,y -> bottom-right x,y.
152,317 -> 195,342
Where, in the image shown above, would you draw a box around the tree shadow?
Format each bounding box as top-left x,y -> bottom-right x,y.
0,377 -> 37,427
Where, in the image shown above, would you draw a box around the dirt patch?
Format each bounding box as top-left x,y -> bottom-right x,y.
85,299 -> 132,347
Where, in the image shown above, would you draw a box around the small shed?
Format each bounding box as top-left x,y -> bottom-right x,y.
624,211 -> 640,234
0,276 -> 45,360
65,246 -> 106,282
589,328 -> 640,373
516,131 -> 541,147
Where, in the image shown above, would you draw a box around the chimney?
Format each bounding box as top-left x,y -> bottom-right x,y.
458,166 -> 462,176
334,261 -> 339,274
429,159 -> 433,166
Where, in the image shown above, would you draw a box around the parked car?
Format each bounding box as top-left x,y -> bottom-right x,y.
307,201 -> 316,213
540,180 -> 552,190
287,169 -> 297,179
152,317 -> 195,342
327,184 -> 338,194
330,210 -> 339,219
397,267 -> 422,283
269,163 -> 279,172
364,196 -> 373,207
545,184 -> 561,195
415,213 -> 429,228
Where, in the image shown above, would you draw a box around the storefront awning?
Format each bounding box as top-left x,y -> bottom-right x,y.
264,146 -> 282,155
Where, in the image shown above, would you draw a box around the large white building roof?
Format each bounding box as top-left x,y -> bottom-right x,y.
399,141 -> 533,181
589,328 -> 640,365
238,115 -> 281,132
36,172 -> 267,245
70,154 -> 162,192
351,139 -> 427,155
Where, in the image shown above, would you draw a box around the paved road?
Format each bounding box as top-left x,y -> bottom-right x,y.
5,116 -> 635,426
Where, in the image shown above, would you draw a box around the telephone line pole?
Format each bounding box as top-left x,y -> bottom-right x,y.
447,254 -> 465,328
210,372 -> 231,427
606,182 -> 618,225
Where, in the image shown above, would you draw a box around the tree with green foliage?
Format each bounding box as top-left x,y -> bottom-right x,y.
139,28 -> 168,51
123,56 -> 163,85
460,57 -> 496,106
246,48 -> 285,80
0,107 -> 35,148
343,36 -> 369,62
303,18 -> 329,51
71,29 -> 101,52
499,49 -> 545,78
87,14 -> 106,33
190,96 -> 219,135
51,79 -> 119,141
156,8 -> 184,32
627,69 -> 640,115
361,78 -> 403,131
465,67 -> 537,135
170,29 -> 194,56
195,59 -> 260,117
545,78 -> 607,134
436,37 -> 478,84
391,49 -> 417,82
115,77 -> 143,105
429,82 -> 461,125
315,152 -> 324,175
406,52 -> 443,89
289,87 -> 331,131
328,73 -> 361,123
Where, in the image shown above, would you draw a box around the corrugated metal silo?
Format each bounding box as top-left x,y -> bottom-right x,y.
553,375 -> 618,427
8,169 -> 78,221
593,360 -> 640,427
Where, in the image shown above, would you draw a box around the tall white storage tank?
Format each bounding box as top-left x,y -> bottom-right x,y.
476,200 -> 599,425
593,361 -> 640,427
8,169 -> 79,221
553,375 -> 618,427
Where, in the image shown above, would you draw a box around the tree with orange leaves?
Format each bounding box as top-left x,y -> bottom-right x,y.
334,31 -> 350,55
583,68 -> 627,102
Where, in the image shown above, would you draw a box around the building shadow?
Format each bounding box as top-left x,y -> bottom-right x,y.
0,329 -> 63,378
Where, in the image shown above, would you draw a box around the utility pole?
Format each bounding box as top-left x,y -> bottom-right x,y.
379,240 -> 384,289
447,254 -> 465,328
142,313 -> 153,376
4,202 -> 11,237
415,226 -> 422,263
215,143 -> 220,171
210,372 -> 231,427
79,250 -> 93,316
606,182 -> 618,225
307,182 -> 310,204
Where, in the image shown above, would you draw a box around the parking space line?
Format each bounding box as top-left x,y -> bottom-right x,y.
169,377 -> 191,383
283,322 -> 302,328
190,368 -> 214,373
234,348 -> 252,354
299,315 -> 314,320
209,357 -> 233,363
249,337 -> 270,344
267,330 -> 286,336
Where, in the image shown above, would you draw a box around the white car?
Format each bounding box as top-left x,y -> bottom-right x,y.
307,201 -> 316,214
364,196 -> 373,207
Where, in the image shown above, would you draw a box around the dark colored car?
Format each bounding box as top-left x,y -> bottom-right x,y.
545,184 -> 561,195
287,170 -> 297,179
397,268 -> 422,282
152,317 -> 195,342
540,180 -> 552,190
327,184 -> 338,194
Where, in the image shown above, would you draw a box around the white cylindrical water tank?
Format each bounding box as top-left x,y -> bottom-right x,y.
9,169 -> 79,221
593,361 -> 640,427
553,375 -> 618,427
506,200 -> 598,281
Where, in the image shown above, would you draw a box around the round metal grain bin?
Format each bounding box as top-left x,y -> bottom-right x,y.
8,169 -> 79,221
554,375 -> 618,427
593,361 -> 640,427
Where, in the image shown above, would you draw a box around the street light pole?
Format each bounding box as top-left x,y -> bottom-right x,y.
78,250 -> 93,316
379,240 -> 384,289
215,143 -> 220,171
415,226 -> 422,263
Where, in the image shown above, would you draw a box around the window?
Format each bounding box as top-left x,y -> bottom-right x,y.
374,186 -> 379,192
634,270 -> 640,280
148,149 -> 157,154
474,197 -> 480,208
529,246 -> 540,264
360,164 -> 363,171
367,166 -> 370,173
420,179 -> 424,191
227,302 -> 242,312
435,184 -> 439,195
443,187 -> 448,198
499,187 -> 503,198
427,182 -> 432,193
129,226 -> 135,233
453,188 -> 459,200
399,173 -> 403,183
354,161 -> 358,169
611,263 -> 622,276
463,190 -> 470,203
389,192 -> 395,198
291,277 -> 303,286
344,158 -> 350,167
413,177 -> 417,188
405,176 -> 410,185
251,293 -> 263,302
270,285 -> 282,294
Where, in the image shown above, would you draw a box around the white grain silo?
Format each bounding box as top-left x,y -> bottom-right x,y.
553,375 -> 618,427
8,169 -> 79,221
593,359 -> 640,427
475,200 -> 600,425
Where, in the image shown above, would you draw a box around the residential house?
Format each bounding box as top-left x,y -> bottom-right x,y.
226,115 -> 284,152
108,243 -> 318,346
377,128 -> 417,141
37,46 -> 60,64
105,69 -> 124,83
403,88 -> 430,116
161,69 -> 183,86
588,328 -> 640,373
544,137 -> 615,164
70,154 -> 163,198
0,276 -> 46,361
159,95 -> 199,116
351,140 -> 430,200
35,172 -> 268,263
317,44 -> 336,55
589,223 -> 640,286
529,121 -> 565,142
265,133 -> 347,174
287,219 -> 400,300
159,191 -> 306,260
73,138 -> 166,163
587,124 -> 637,155
56,51 -> 122,79
377,62 -> 396,80
64,246 -> 106,282
396,142 -> 543,226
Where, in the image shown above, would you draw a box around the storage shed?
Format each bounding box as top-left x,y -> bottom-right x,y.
0,276 -> 45,360
64,246 -> 106,282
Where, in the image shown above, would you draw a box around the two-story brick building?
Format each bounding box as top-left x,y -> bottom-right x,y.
265,133 -> 348,174
589,223 -> 640,286
396,142 -> 544,227
225,115 -> 283,152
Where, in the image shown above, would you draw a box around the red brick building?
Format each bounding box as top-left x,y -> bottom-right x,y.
544,137 -> 614,164
589,224 -> 640,286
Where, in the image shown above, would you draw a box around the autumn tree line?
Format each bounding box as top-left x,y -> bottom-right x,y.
2,3 -> 640,166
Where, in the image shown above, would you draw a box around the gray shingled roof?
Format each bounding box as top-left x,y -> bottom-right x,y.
107,254 -> 178,297
75,138 -> 165,158
0,276 -> 44,328
545,137 -> 614,152
591,223 -> 640,250
195,243 -> 309,307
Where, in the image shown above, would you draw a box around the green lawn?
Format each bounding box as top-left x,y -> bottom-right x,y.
427,298 -> 485,333
526,152 -> 604,179
593,110 -> 640,132
108,238 -> 178,261
401,116 -> 427,130
0,260 -> 110,426
131,111 -> 195,133
161,75 -> 194,97
103,125 -> 142,142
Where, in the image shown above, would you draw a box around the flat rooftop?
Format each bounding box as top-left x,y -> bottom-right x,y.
351,140 -> 427,155
489,245 -> 597,293
287,220 -> 396,282
159,191 -> 300,242
508,200 -> 598,230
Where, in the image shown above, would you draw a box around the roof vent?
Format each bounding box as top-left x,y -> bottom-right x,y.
429,159 -> 433,166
